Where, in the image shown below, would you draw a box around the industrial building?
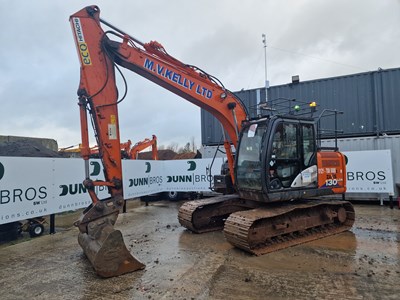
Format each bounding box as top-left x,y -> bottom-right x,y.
201,67 -> 400,198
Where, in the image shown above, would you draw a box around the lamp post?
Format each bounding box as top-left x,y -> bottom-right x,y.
262,33 -> 269,103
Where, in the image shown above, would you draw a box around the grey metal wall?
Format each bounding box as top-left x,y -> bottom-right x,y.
201,67 -> 400,145
201,88 -> 266,145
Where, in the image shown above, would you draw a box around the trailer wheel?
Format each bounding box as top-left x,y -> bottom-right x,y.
17,222 -> 23,235
166,191 -> 181,201
29,223 -> 44,238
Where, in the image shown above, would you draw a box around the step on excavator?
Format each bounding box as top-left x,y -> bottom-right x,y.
69,6 -> 355,277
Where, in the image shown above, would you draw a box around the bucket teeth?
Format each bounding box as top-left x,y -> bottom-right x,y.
78,226 -> 145,278
76,198 -> 145,278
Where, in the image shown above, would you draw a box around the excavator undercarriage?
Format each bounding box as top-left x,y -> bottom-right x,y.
178,194 -> 259,233
179,198 -> 355,255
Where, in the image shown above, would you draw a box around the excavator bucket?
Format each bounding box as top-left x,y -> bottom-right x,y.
76,199 -> 145,278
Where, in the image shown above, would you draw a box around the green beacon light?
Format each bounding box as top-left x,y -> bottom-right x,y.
294,105 -> 301,111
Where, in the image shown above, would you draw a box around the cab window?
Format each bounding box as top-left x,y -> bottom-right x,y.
236,123 -> 267,191
302,124 -> 316,167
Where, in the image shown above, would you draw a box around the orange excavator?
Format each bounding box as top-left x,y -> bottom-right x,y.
128,135 -> 158,160
70,6 -> 354,278
89,135 -> 158,160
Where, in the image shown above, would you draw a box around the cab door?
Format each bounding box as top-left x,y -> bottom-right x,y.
266,120 -> 317,191
235,121 -> 268,192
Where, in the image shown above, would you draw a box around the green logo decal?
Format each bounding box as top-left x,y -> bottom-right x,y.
90,161 -> 101,176
0,162 -> 4,181
187,161 -> 196,171
59,185 -> 69,196
145,162 -> 151,173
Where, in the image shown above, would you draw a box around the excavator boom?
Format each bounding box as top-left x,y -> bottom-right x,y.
71,6 -> 248,185
70,5 -> 248,277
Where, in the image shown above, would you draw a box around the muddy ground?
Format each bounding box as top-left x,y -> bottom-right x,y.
0,200 -> 399,300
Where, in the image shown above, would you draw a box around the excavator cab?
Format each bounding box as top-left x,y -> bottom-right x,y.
235,115 -> 341,202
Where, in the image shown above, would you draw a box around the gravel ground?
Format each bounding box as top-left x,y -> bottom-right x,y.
0,200 -> 399,300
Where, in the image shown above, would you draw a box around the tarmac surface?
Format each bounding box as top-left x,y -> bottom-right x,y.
0,199 -> 399,300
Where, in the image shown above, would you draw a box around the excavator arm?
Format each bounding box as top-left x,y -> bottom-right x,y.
70,5 -> 248,277
71,6 -> 247,190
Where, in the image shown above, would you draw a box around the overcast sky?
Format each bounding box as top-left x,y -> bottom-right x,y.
0,0 -> 399,149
